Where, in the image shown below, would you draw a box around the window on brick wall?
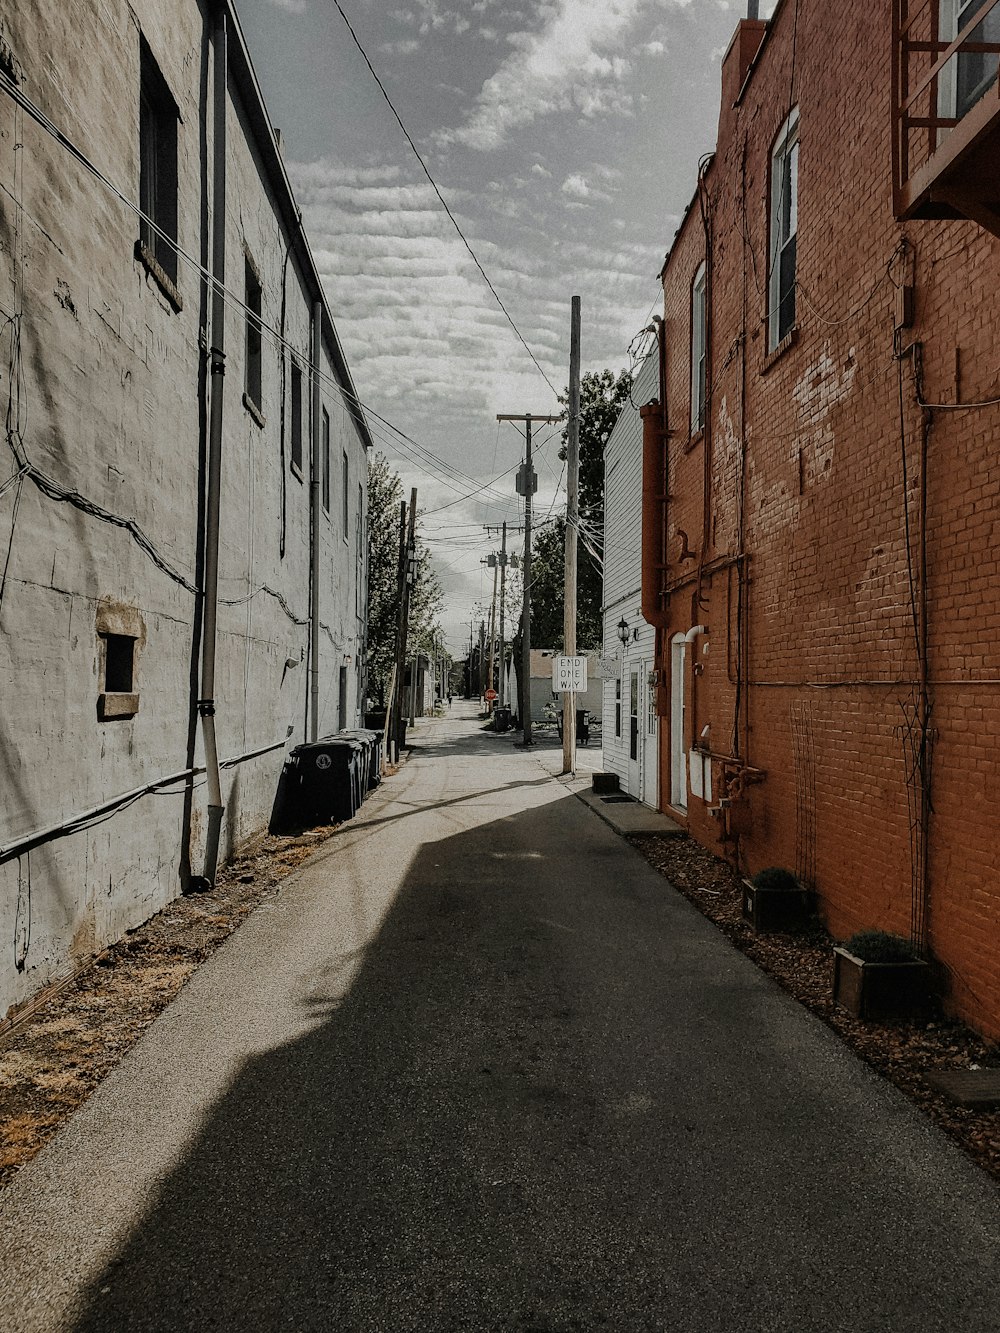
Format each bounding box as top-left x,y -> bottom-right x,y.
768,108 -> 799,351
342,450 -> 350,539
690,261 -> 707,433
138,37 -> 180,306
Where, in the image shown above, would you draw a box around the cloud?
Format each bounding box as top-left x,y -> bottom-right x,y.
438,0 -> 668,149
644,39 -> 666,54
267,0 -> 307,12
560,172 -> 615,204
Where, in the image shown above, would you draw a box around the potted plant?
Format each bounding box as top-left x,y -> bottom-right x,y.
741,866 -> 811,932
833,930 -> 931,1022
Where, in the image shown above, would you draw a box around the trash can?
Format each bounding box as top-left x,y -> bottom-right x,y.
493,706 -> 512,733
268,736 -> 363,834
556,708 -> 590,745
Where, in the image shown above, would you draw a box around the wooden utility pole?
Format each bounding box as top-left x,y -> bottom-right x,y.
487,557 -> 499,711
563,296 -> 582,774
498,412 -> 561,745
499,521 -> 507,709
390,489 -> 417,761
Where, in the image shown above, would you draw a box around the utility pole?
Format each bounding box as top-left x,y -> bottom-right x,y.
391,489 -> 417,762
498,412 -> 561,745
563,296 -> 582,774
486,556 -> 499,711
499,521 -> 507,708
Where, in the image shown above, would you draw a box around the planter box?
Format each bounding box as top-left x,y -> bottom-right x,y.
741,882 -> 811,933
832,947 -> 931,1023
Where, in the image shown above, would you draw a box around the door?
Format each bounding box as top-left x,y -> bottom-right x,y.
641,663 -> 659,808
628,665 -> 640,795
670,634 -> 687,811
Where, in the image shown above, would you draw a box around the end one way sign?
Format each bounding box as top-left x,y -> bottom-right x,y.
552,655 -> 588,693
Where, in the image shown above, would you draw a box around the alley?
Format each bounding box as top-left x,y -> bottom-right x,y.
1,704 -> 1000,1332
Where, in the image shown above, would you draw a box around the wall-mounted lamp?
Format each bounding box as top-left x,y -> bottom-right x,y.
617,617 -> 630,647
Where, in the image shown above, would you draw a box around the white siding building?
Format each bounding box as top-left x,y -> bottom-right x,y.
602,354 -> 658,805
0,0 -> 372,1026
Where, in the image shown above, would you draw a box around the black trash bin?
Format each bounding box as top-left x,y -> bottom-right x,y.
555,708 -> 590,745
493,705 -> 512,732
268,736 -> 363,834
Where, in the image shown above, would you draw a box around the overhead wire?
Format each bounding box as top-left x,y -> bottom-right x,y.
327,0 -> 559,400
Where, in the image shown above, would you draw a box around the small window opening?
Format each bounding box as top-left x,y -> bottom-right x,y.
322,407 -> 331,513
290,359 -> 303,473
245,256 -> 263,414
104,634 -> 135,693
138,37 -> 180,305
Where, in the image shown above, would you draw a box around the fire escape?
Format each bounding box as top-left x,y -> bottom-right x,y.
893,0 -> 1000,235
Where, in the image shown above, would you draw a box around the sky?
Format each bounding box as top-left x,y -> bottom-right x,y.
235,0 -> 775,653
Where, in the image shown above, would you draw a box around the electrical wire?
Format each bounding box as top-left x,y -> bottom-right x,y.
327,0 -> 559,400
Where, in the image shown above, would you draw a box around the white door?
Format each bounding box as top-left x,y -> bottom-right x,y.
627,665 -> 640,796
640,662 -> 659,809
670,635 -> 687,811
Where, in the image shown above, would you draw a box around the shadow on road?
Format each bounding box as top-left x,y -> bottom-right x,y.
70,790 -> 1000,1331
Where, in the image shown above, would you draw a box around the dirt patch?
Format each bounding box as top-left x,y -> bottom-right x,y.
0,825 -> 339,1188
632,832 -> 1000,1188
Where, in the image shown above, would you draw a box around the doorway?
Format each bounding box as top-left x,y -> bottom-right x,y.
628,664 -> 640,795
641,662 -> 659,808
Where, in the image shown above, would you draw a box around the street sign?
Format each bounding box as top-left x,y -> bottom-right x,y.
484,688 -> 498,701
552,655 -> 588,692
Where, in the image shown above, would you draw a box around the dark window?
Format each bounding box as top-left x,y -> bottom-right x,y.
104,634 -> 135,693
615,677 -> 622,738
342,450 -> 349,537
955,0 -> 1000,118
138,39 -> 179,289
768,109 -> 799,350
245,257 -> 263,412
290,360 -> 303,473
322,408 -> 331,513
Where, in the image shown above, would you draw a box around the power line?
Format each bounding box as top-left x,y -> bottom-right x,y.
328,0 -> 559,399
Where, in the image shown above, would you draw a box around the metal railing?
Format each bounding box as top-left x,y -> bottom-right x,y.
892,0 -> 1000,213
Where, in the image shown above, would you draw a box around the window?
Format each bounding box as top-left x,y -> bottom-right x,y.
138,38 -> 180,305
96,605 -> 142,722
322,408 -> 331,513
356,480 -> 364,616
615,676 -> 622,738
768,108 -> 799,351
690,262 -> 707,433
290,360 -> 303,474
244,255 -> 263,419
342,451 -> 350,538
939,0 -> 1000,122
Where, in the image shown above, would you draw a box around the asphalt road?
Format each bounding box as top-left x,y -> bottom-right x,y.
2,702 -> 1000,1332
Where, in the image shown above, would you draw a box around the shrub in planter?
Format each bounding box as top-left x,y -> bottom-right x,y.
741,866 -> 811,933
833,930 -> 931,1023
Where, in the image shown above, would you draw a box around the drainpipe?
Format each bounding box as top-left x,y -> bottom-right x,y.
309,299 -> 322,741
194,8 -> 227,891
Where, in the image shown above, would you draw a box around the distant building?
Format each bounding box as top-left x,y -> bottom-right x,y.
0,1 -> 372,1026
640,5 -> 1000,1037
602,353 -> 658,806
529,650 -> 603,728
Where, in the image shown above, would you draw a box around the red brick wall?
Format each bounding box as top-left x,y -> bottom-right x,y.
651,3 -> 1000,1037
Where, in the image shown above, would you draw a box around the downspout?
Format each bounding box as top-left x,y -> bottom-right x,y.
194,8 -> 227,891
309,299 -> 322,741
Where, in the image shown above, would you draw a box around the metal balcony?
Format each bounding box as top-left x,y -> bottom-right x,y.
893,0 -> 1000,234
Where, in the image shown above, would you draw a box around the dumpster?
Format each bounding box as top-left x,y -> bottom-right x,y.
555,708 -> 590,746
268,736 -> 364,834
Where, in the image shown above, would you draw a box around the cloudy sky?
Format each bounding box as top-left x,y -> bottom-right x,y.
236,0 -> 773,652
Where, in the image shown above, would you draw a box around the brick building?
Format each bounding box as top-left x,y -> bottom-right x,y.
641,2 -> 1000,1036
0,0 -> 372,1026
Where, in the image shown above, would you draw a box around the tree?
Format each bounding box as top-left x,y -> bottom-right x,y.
529,368 -> 632,650
364,454 -> 444,707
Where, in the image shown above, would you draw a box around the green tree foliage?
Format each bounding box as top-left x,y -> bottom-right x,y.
529,368 -> 632,651
364,454 -> 445,706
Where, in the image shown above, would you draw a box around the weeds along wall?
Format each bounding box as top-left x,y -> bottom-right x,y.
652,3 -> 1000,1038
0,0 -> 371,1025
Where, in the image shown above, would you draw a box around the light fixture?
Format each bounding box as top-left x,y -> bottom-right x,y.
617,617 -> 630,647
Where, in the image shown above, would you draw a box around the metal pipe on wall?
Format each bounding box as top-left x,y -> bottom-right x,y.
309,299 -> 322,741
195,7 -> 228,890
